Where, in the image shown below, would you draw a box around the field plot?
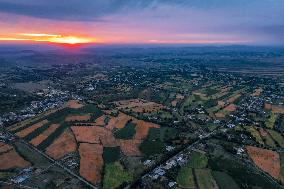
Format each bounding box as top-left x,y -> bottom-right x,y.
212,171 -> 240,189
15,119 -> 48,138
280,153 -> 284,184
244,126 -> 264,144
103,162 -> 133,189
114,99 -> 164,113
7,100 -> 168,187
105,112 -> 132,130
29,124 -> 60,146
258,128 -> 276,147
195,169 -> 218,189
46,128 -> 77,159
246,146 -> 280,179
268,130 -> 284,148
79,143 -> 103,185
66,100 -> 84,109
177,166 -> 195,189
0,144 -> 30,170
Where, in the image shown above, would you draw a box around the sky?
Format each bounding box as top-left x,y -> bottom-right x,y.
0,0 -> 283,45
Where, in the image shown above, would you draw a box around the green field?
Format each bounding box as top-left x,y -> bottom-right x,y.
209,156 -> 279,189
103,147 -> 121,163
187,151 -> 208,169
261,131 -> 276,147
139,139 -> 165,156
212,171 -> 240,189
268,130 -> 284,148
113,122 -> 136,139
176,166 -> 195,189
195,169 -> 217,189
244,126 -> 264,144
103,162 -> 133,189
266,112 -> 276,129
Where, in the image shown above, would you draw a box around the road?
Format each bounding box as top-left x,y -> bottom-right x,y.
126,127 -> 221,188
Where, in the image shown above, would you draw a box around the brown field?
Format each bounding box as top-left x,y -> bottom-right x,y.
259,128 -> 268,137
224,104 -> 236,112
9,107 -> 62,132
264,103 -> 272,110
192,91 -> 207,97
114,99 -> 164,113
272,105 -> 284,114
105,112 -> 132,130
71,126 -> 118,147
16,119 -> 48,138
133,120 -> 160,140
29,124 -> 60,146
79,143 -> 103,185
227,94 -> 241,103
176,94 -> 185,99
94,115 -> 106,126
246,146 -> 280,179
66,100 -> 84,109
46,128 -> 77,159
118,139 -> 141,156
65,114 -> 91,122
171,100 -> 178,107
0,142 -> 13,154
0,148 -> 30,170
218,101 -> 225,107
215,112 -> 225,118
72,126 -> 107,144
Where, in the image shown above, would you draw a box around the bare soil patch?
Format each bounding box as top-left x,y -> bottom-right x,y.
171,100 -> 178,107
224,104 -> 236,112
29,124 -> 60,146
133,120 -> 160,140
264,103 -> 272,110
105,113 -> 132,130
16,119 -> 48,138
66,100 -> 84,109
71,126 -> 117,147
79,143 -> 103,185
46,128 -> 77,159
218,101 -> 225,107
94,115 -> 106,126
246,146 -> 280,179
0,142 -> 13,154
118,139 -> 141,156
0,147 -> 30,170
272,106 -> 284,114
215,112 -> 225,118
227,94 -> 241,103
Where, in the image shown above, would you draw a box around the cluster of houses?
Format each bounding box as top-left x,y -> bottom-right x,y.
0,89 -> 84,128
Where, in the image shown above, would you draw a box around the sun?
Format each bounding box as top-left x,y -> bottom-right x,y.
48,36 -> 92,44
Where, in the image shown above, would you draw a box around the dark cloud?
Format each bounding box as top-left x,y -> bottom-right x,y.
0,0 -> 132,21
0,0 -> 257,21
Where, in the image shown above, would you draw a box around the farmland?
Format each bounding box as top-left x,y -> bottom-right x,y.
1,46 -> 284,189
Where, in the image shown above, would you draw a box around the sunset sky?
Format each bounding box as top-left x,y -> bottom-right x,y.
0,0 -> 283,45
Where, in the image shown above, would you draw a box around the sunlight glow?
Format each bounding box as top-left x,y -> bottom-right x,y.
0,33 -> 95,44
